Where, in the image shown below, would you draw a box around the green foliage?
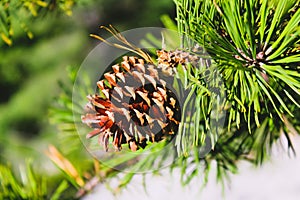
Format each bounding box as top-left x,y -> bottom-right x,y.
174,61 -> 226,156
49,66 -> 82,154
175,0 -> 300,128
0,160 -> 69,200
0,24 -> 89,164
0,0 -> 79,45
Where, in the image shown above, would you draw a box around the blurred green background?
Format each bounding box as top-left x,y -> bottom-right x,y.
0,0 -> 175,169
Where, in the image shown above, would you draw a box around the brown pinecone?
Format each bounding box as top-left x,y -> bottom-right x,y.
81,52 -> 183,152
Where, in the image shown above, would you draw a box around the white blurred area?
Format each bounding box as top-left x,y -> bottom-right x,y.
84,134 -> 300,200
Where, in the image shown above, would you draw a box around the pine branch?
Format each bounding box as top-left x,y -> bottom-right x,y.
46,0 -> 300,197
173,0 -> 300,183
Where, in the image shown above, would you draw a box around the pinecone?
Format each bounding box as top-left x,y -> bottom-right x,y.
81,52 -> 182,151
156,49 -> 202,76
